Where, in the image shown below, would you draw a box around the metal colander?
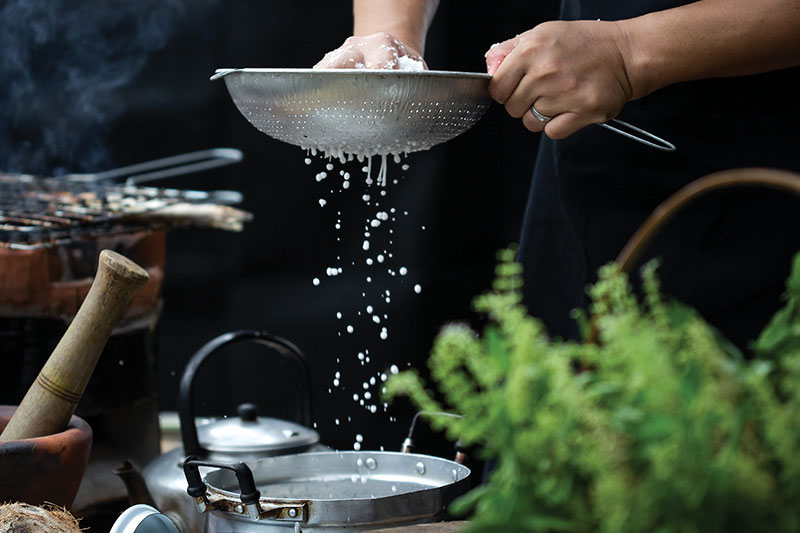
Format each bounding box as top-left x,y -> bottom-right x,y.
211,68 -> 492,156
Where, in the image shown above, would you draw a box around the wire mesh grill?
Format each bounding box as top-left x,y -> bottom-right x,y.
0,173 -> 236,249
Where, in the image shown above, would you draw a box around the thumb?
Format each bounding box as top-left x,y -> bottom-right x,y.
485,37 -> 519,75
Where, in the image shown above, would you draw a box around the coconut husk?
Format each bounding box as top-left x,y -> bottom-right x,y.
0,502 -> 82,533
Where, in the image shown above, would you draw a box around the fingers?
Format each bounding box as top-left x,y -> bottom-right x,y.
314,33 -> 427,70
485,36 -> 519,75
521,108 -> 546,133
315,46 -> 365,69
521,108 -> 598,140
489,20 -> 634,140
502,72 -> 541,118
543,113 -> 587,139
364,38 -> 409,69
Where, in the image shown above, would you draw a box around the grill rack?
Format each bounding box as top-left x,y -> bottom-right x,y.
0,173 -> 244,250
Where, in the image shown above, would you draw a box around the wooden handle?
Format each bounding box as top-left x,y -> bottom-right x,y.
0,250 -> 149,441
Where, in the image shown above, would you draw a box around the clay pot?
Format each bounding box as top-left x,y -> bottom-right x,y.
0,405 -> 92,508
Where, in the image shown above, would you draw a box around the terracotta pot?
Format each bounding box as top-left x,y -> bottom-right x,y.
0,405 -> 92,508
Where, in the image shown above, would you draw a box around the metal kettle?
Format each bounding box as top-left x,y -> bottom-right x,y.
122,330 -> 321,533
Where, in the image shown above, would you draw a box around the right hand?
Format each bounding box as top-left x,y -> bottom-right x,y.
314,32 -> 427,70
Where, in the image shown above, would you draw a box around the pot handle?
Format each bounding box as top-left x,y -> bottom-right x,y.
184,456 -> 261,519
178,330 -> 314,457
183,456 -> 308,522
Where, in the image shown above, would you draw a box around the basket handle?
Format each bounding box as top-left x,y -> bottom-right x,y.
585,168 -> 800,345
616,168 -> 800,275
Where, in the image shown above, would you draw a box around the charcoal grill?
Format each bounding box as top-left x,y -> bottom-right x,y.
0,148 -> 250,522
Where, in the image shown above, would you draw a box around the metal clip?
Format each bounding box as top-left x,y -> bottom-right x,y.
259,501 -> 308,522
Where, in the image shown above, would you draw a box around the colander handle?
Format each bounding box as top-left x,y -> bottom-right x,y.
178,330 -> 314,457
598,119 -> 676,152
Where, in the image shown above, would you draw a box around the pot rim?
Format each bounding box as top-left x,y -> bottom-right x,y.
201,451 -> 471,527
0,404 -> 92,442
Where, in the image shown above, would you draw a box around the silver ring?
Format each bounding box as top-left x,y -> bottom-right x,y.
530,105 -> 551,122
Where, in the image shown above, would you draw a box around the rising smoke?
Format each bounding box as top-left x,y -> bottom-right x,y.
0,0 -> 213,175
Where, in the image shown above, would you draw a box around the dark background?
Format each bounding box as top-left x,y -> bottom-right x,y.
1,0 -> 559,453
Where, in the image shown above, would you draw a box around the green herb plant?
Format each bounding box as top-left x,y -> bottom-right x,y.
386,248 -> 800,533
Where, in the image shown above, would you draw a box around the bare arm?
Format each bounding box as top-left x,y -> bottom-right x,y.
620,0 -> 800,98
315,0 -> 439,69
486,0 -> 800,139
353,0 -> 439,56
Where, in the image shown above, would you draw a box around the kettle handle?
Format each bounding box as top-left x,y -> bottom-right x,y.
178,330 -> 313,457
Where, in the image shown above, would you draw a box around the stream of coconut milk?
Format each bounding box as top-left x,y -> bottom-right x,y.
305,151 -> 421,451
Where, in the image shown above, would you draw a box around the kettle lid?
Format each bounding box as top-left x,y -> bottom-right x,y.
197,403 -> 319,455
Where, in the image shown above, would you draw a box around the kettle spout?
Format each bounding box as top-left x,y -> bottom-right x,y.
114,460 -> 157,508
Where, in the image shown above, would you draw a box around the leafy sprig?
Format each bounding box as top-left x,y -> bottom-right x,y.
386,248 -> 800,532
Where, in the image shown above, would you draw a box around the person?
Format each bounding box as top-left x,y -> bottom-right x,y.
316,0 -> 800,351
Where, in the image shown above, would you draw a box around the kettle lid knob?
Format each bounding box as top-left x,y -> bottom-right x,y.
237,403 -> 258,422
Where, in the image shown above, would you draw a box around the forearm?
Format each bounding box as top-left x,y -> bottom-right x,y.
619,0 -> 800,99
353,0 -> 439,54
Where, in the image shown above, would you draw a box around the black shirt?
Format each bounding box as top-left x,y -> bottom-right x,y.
518,0 -> 800,350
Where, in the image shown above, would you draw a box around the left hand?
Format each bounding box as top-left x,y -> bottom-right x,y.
486,20 -> 635,139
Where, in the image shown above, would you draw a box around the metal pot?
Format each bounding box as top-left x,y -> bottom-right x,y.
133,330 -> 322,533
183,451 -> 471,532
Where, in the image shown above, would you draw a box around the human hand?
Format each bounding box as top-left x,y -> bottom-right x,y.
315,32 -> 427,70
485,20 -> 635,139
